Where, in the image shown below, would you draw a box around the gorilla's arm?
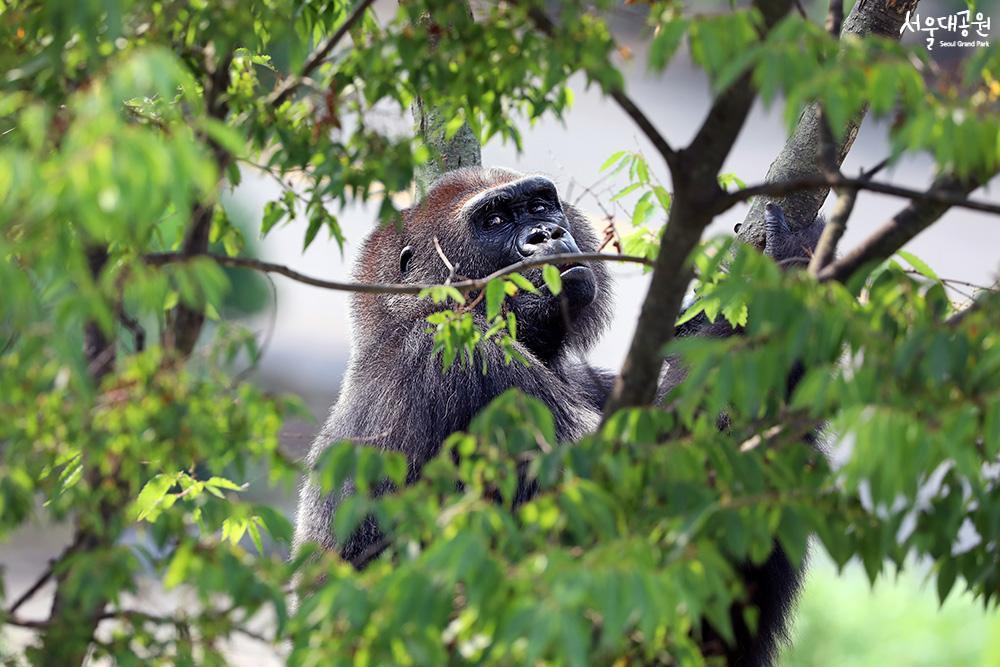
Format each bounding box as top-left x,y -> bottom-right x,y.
294,318 -> 602,560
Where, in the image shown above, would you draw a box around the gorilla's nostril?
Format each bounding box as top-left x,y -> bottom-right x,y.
550,226 -> 565,239
525,229 -> 549,245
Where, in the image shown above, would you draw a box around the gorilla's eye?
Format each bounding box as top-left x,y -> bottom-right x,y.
529,200 -> 548,214
483,214 -> 505,229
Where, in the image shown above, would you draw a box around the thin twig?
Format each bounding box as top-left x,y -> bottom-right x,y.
6,564 -> 55,616
718,173 -> 1000,217
3,616 -> 48,630
946,284 -> 998,326
525,7 -> 677,167
268,0 -> 376,108
144,251 -> 653,296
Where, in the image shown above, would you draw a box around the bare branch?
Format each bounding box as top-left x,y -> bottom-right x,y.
433,236 -> 459,283
4,616 -> 48,630
6,563 -> 54,617
165,49 -> 235,357
817,172 -> 992,283
808,185 -> 857,274
143,251 -> 653,295
526,7 -> 677,169
807,160 -> 887,274
947,283 -> 999,327
267,0 -> 376,108
719,173 -> 1000,217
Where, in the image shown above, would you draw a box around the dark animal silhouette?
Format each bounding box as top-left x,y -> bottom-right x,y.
294,166 -> 824,666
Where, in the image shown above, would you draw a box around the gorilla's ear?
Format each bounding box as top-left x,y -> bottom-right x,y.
399,245 -> 415,275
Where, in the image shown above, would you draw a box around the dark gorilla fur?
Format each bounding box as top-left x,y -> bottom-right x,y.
294,166 -> 825,666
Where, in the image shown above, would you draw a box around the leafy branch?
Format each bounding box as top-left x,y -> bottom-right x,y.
266,0 -> 377,108
602,0 -> 798,417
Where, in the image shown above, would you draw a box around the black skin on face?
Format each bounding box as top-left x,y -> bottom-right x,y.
457,176 -> 599,362
464,176 -> 598,312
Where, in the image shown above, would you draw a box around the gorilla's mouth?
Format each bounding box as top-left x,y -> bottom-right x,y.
557,262 -> 590,279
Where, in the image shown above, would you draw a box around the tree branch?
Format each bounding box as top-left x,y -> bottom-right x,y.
601,0 -> 796,417
143,251 -> 653,295
817,171 -> 994,283
411,0 -> 482,194
718,173 -> 1000,217
807,183 -> 857,274
806,155 -> 888,273
825,0 -> 844,38
6,563 -> 54,617
946,284 -> 998,327
267,0 -> 376,109
525,7 -> 677,169
737,0 -> 920,247
164,48 -> 235,357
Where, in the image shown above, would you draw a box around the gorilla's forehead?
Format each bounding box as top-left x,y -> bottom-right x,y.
458,175 -> 559,218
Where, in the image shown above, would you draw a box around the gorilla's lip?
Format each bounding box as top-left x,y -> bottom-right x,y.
558,264 -> 591,278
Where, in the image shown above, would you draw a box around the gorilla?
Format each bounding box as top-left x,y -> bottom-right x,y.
294,166 -> 825,666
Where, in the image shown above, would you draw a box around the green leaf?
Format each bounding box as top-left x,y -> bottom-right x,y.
600,150 -> 629,172
937,558 -> 958,605
507,272 -> 536,293
649,19 -> 687,71
896,249 -> 940,281
133,473 -> 179,521
542,264 -> 562,296
261,201 -> 284,236
486,278 -> 506,320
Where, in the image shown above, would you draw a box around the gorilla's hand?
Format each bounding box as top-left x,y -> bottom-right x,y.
762,202 -> 825,267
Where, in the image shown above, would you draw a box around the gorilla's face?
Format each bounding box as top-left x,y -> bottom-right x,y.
356,168 -> 611,363
461,175 -> 598,313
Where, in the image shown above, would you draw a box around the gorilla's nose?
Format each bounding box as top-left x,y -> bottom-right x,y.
518,223 -> 578,257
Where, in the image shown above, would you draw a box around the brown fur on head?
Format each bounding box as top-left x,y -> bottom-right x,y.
351,166 -> 612,360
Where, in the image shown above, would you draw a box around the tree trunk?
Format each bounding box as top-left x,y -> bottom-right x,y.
737,0 -> 920,245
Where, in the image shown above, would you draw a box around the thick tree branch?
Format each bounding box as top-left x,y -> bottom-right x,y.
144,251 -> 652,295
808,185 -> 857,274
411,0 -> 482,194
164,49 -> 234,357
737,0 -> 920,246
268,0 -> 376,108
817,172 -> 993,283
412,97 -> 482,194
602,0 -> 796,417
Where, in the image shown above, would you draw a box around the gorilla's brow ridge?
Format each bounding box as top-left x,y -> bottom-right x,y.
459,175 -> 559,220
